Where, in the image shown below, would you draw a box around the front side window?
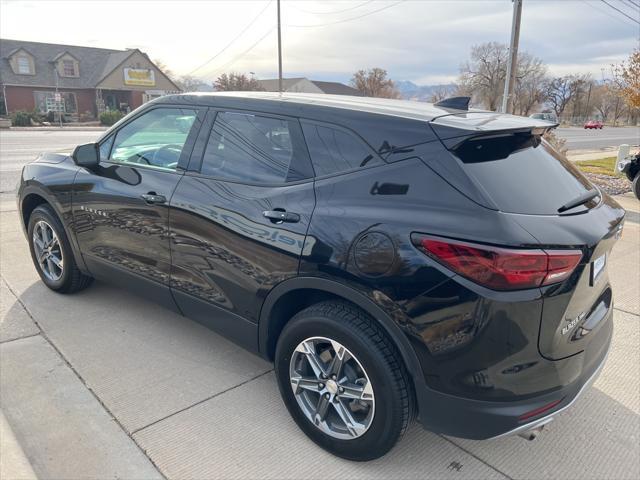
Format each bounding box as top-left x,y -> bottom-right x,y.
62,59 -> 76,77
301,122 -> 381,177
17,56 -> 31,74
99,136 -> 114,161
201,111 -> 301,183
108,108 -> 197,171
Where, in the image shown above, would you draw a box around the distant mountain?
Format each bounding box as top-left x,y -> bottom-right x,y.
394,81 -> 457,101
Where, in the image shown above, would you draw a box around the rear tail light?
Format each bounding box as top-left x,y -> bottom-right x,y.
413,235 -> 582,291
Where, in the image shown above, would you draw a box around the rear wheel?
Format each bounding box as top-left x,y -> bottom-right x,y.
633,173 -> 640,200
27,205 -> 93,293
275,300 -> 414,461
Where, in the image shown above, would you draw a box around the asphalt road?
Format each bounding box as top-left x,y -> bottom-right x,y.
0,130 -> 102,193
556,126 -> 640,150
0,130 -> 639,479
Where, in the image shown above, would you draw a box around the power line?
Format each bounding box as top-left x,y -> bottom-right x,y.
202,26 -> 277,78
581,0 -> 638,26
289,0 -> 375,15
186,0 -> 273,76
600,0 -> 640,24
287,0 -> 406,28
622,0 -> 640,10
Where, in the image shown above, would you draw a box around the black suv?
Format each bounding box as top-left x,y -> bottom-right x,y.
18,93 -> 624,461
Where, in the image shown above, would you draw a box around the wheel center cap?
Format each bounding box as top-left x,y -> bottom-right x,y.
326,379 -> 338,395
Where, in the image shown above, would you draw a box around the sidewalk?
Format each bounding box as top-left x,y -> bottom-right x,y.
0,411 -> 37,480
567,146 -> 639,162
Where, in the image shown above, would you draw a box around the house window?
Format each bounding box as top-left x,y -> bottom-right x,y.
17,56 -> 31,74
62,59 -> 76,77
33,91 -> 77,114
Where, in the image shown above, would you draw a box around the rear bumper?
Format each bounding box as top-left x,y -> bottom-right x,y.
415,314 -> 612,440
488,343 -> 608,440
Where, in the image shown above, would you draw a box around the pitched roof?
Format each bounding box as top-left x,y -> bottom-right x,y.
256,77 -> 363,96
255,77 -> 307,92
0,39 -> 136,89
309,80 -> 363,96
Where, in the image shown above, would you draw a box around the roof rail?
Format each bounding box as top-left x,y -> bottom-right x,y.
434,96 -> 471,111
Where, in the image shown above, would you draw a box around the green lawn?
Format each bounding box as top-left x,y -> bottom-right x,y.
575,157 -> 624,177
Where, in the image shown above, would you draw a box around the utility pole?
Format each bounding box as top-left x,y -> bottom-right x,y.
501,0 -> 523,114
277,0 -> 283,93
584,82 -> 592,122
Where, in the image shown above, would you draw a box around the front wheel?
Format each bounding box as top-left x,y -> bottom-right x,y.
275,300 -> 414,461
633,173 -> 640,200
27,204 -> 93,293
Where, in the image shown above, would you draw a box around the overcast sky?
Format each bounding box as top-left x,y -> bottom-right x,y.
1,0 -> 638,85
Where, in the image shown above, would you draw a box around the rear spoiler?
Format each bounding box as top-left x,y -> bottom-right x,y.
429,111 -> 559,150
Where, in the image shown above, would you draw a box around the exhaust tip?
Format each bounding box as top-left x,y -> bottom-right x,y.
518,424 -> 546,441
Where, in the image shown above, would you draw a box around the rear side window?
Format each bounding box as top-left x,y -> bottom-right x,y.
201,111 -> 308,183
301,122 -> 381,177
455,136 -> 594,215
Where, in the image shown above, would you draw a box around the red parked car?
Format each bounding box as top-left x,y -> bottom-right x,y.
584,120 -> 604,129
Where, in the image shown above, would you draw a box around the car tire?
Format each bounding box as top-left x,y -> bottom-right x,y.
27,204 -> 93,293
633,173 -> 640,200
275,300 -> 414,461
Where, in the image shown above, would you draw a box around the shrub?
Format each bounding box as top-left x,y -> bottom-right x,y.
99,110 -> 124,126
11,110 -> 37,126
543,129 -> 568,156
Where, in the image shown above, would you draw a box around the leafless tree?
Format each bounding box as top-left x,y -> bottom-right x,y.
512,52 -> 547,116
175,75 -> 209,92
458,42 -> 508,111
350,68 -> 401,99
567,74 -> 593,120
214,73 -> 265,91
153,59 -> 177,82
428,85 -> 455,103
591,84 -> 616,123
543,76 -> 574,117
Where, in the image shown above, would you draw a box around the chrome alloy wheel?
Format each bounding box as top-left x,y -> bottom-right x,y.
32,220 -> 64,281
289,336 -> 375,440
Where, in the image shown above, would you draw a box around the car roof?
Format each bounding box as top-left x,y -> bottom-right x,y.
154,92 -> 556,137
157,91 -> 464,122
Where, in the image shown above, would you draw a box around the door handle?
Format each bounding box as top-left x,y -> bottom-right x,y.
263,210 -> 300,224
141,193 -> 166,204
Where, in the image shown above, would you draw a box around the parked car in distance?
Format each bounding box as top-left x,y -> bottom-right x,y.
17,92 -> 624,461
584,120 -> 604,129
529,112 -> 558,123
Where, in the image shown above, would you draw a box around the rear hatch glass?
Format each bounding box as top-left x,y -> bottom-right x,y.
451,135 -> 595,215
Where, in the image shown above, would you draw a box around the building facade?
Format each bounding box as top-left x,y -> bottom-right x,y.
0,39 -> 180,119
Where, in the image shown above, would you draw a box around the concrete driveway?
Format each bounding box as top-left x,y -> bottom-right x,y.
0,133 -> 639,480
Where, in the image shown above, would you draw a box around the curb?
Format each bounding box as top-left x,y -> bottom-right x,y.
0,410 -> 38,480
3,127 -> 108,132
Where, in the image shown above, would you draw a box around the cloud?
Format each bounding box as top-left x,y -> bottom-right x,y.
1,0 -> 637,85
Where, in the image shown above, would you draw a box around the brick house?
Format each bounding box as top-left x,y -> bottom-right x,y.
0,39 -> 181,119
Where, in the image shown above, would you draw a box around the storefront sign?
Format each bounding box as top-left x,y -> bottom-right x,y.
123,68 -> 156,86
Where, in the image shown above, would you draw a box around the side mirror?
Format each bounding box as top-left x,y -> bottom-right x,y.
72,143 -> 99,168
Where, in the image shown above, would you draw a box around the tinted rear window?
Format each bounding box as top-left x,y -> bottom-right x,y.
454,136 -> 594,215
301,121 -> 381,177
